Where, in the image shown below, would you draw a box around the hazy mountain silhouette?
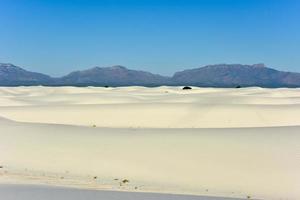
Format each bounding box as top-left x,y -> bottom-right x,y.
172,64 -> 300,87
0,63 -> 53,86
1,63 -> 299,87
57,65 -> 170,86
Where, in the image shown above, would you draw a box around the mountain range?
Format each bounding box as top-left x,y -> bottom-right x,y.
1,63 -> 300,87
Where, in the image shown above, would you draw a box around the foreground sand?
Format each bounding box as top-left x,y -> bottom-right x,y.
1,86 -> 300,199
0,184 -> 242,200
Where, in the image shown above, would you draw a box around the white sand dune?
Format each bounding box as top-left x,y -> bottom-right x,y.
1,86 -> 300,199
0,86 -> 300,128
0,184 -> 242,200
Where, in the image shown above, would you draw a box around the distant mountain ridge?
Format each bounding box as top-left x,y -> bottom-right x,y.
172,63 -> 300,87
0,63 -> 53,86
57,65 -> 169,86
0,63 -> 300,87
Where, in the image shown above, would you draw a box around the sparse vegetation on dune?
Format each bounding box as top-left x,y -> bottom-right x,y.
122,179 -> 129,184
182,86 -> 192,90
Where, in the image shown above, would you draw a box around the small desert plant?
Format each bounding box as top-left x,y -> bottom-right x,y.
122,179 -> 129,184
182,86 -> 192,90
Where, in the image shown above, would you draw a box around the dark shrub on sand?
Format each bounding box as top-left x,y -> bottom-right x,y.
182,86 -> 192,90
122,179 -> 129,184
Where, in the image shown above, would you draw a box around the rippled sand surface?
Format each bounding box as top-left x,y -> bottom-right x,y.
1,86 -> 300,200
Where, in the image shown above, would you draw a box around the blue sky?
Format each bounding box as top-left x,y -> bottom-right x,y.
0,0 -> 300,76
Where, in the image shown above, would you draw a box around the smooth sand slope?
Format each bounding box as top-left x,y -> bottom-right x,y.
1,86 -> 300,200
0,86 -> 300,128
0,184 -> 242,200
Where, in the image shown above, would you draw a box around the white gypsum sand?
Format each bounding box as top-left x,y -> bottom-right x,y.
0,184 -> 243,200
0,86 -> 300,128
0,86 -> 300,199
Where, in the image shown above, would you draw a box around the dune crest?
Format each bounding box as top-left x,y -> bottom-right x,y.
0,86 -> 300,128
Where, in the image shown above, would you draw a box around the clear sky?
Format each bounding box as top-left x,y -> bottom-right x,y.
0,0 -> 300,77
